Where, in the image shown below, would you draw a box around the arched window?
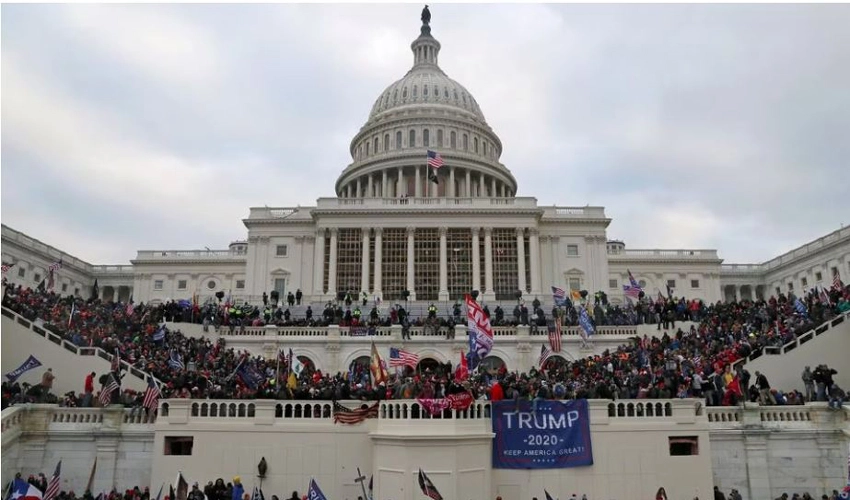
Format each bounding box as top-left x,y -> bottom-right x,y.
462,93 -> 467,105
434,86 -> 439,98
453,89 -> 458,101
366,142 -> 370,156
444,87 -> 449,98
403,87 -> 408,99
463,134 -> 468,151
384,134 -> 390,152
373,137 -> 378,154
423,129 -> 430,147
437,130 -> 443,147
413,85 -> 418,98
450,131 -> 457,148
423,85 -> 428,97
358,145 -> 362,160
396,131 -> 402,149
393,89 -> 398,103
473,137 -> 479,154
483,141 -> 488,156
409,130 -> 416,148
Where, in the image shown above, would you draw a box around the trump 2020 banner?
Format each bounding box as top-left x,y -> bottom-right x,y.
5,355 -> 42,383
491,399 -> 593,469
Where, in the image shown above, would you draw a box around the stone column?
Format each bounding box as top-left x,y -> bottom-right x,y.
529,228 -> 541,296
112,288 -> 118,302
491,178 -> 497,198
439,226 -> 449,301
356,178 -> 361,198
471,228 -> 481,293
381,170 -> 388,197
415,166 -> 422,198
516,228 -> 527,293
484,227 -> 494,300
374,228 -> 383,299
465,170 -> 471,197
361,228 -> 371,294
328,228 -> 338,296
397,167 -> 404,197
313,229 -> 326,298
368,175 -> 374,198
479,174 -> 486,197
500,184 -> 506,197
406,227 -> 416,301
449,167 -> 456,197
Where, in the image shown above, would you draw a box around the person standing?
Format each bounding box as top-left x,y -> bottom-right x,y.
755,371 -> 776,405
802,366 -> 814,402
40,368 -> 55,401
83,371 -> 95,407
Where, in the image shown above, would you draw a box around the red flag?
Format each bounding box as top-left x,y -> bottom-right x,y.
455,350 -> 469,382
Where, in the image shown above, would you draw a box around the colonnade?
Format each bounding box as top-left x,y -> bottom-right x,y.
339,166 -> 514,199
316,226 -> 541,301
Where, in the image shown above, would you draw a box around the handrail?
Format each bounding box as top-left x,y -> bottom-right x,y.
1,307 -> 162,387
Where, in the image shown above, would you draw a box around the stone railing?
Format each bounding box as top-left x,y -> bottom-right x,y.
1,404 -> 156,444
733,311 -> 848,366
608,249 -> 720,259
91,265 -> 135,275
706,402 -> 848,430
761,226 -> 850,271
1,405 -> 26,437
1,224 -> 93,272
314,197 -> 542,210
1,307 -> 161,386
134,250 -> 245,260
721,263 -> 764,274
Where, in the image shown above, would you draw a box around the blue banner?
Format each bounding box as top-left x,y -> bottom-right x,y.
492,399 -> 593,469
5,355 -> 42,383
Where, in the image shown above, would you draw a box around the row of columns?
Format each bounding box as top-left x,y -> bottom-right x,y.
316,226 -> 541,301
341,166 -> 514,198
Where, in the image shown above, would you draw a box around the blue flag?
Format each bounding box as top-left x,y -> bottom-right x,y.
5,355 -> 42,383
578,307 -> 595,337
237,364 -> 263,390
794,297 -> 808,316
307,478 -> 328,500
168,350 -> 185,370
152,325 -> 166,343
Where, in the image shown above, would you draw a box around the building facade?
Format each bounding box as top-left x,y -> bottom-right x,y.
2,13 -> 849,310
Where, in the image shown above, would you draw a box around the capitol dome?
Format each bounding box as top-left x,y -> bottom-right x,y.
335,9 -> 517,200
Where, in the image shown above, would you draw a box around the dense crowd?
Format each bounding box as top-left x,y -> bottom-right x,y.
2,280 -> 848,410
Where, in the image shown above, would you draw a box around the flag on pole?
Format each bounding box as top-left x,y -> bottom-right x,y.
418,469 -> 443,500
7,479 -> 44,500
111,348 -> 121,373
369,342 -> 387,385
44,460 -> 61,500
551,286 -> 567,307
426,150 -> 444,169
68,303 -> 76,328
454,350 -> 469,382
388,347 -> 419,369
547,317 -> 562,353
47,269 -> 55,291
48,258 -> 63,273
143,377 -> 161,410
1,262 -> 15,274
544,490 -> 555,500
306,478 -> 328,500
99,374 -> 118,406
578,307 -> 595,338
465,294 -> 493,371
174,472 -> 188,500
85,457 -> 97,494
538,343 -> 553,368
834,270 -> 844,291
126,297 -> 134,316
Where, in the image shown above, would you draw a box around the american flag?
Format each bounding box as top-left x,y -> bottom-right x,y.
389,347 -> 419,368
539,343 -> 553,368
99,374 -> 118,406
623,285 -> 641,299
548,317 -> 562,353
1,262 -> 15,274
47,269 -> 55,290
551,286 -> 567,307
111,348 -> 121,373
126,297 -> 134,316
48,259 -> 63,272
333,401 -> 379,424
426,150 -> 444,169
834,270 -> 844,290
143,377 -> 161,410
44,461 -> 61,500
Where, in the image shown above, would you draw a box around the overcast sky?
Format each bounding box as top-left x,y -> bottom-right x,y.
3,4 -> 849,265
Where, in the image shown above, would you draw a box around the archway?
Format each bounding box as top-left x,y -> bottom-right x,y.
480,355 -> 506,374
541,354 -> 570,372
416,357 -> 442,374
296,355 -> 315,374
348,356 -> 371,384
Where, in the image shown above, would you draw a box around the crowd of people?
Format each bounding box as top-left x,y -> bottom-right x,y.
2,279 -> 848,411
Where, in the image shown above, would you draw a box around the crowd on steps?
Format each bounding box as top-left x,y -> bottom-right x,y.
2,280 -> 848,410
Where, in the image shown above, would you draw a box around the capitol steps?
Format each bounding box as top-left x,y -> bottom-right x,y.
1,307 -> 157,394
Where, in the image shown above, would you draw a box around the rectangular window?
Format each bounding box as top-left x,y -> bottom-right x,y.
423,129 -> 430,147
437,129 -> 443,147
815,271 -> 823,282
164,436 -> 194,456
409,130 -> 416,147
569,278 -> 581,291
61,284 -> 68,292
831,267 -> 839,279
566,244 -> 579,256
17,267 -> 26,278
691,279 -> 700,289
801,277 -> 808,287
34,273 -> 41,283
177,280 -> 187,290
236,280 -> 245,289
667,279 -> 676,289
74,288 -> 80,296
154,280 -> 164,290
787,282 -> 794,291
609,279 -> 618,289
276,245 -> 288,257
775,286 -> 781,296
669,436 -> 699,456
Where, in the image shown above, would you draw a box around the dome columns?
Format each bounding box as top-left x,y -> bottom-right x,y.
338,165 -> 514,200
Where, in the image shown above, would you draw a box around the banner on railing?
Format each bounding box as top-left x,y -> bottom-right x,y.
5,355 -> 42,383
491,399 -> 593,469
349,326 -> 369,337
416,392 -> 474,416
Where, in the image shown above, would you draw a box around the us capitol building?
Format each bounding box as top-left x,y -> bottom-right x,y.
2,11 -> 849,311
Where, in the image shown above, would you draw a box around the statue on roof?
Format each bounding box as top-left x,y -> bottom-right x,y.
421,5 -> 431,26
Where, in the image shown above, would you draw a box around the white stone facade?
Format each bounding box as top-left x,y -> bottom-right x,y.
3,401 -> 848,500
